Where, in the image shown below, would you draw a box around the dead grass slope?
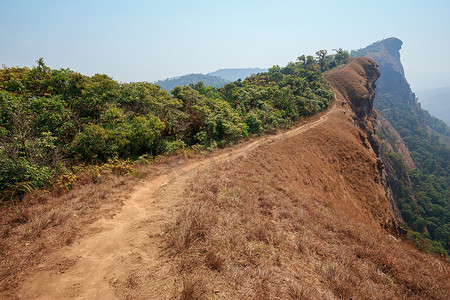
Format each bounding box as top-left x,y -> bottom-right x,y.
167,59 -> 449,299
0,163 -> 168,299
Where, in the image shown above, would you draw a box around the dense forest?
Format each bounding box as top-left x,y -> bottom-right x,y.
377,94 -> 450,254
0,51 -> 349,200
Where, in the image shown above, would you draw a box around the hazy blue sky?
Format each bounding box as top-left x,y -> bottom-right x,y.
1,0 -> 449,91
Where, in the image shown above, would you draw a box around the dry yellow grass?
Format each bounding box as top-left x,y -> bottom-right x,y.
168,124 -> 449,299
167,59 -> 449,299
1,58 -> 448,299
0,162 -> 167,298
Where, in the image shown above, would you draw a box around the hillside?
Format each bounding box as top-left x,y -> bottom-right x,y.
3,57 -> 447,299
0,54 -> 336,298
1,57 -> 448,299
352,38 -> 450,253
164,58 -> 449,299
154,73 -> 230,92
0,58 -> 332,201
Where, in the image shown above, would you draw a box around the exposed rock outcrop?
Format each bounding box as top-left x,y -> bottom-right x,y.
352,38 -> 415,106
351,38 -> 422,222
324,57 -> 401,232
324,58 -> 380,155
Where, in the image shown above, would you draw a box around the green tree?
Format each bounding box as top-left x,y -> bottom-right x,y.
315,50 -> 328,71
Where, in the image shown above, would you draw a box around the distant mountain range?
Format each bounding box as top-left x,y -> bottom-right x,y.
207,68 -> 267,82
415,86 -> 450,125
154,68 -> 268,92
154,74 -> 230,93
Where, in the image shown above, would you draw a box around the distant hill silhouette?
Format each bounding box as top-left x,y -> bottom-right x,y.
154,68 -> 268,92
207,68 -> 268,81
154,73 -> 230,92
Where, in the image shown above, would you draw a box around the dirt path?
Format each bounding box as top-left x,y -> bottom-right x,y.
18,106 -> 334,299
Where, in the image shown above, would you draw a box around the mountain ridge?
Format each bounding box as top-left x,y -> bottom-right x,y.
154,73 -> 230,92
2,54 -> 449,299
207,67 -> 268,81
1,41 -> 449,299
162,57 -> 448,298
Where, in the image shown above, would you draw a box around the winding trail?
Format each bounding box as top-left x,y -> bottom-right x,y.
18,106 -> 334,299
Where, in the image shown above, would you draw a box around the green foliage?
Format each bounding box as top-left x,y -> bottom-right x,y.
422,107 -> 450,137
296,49 -> 350,72
406,229 -> 448,256
377,93 -> 449,253
30,96 -> 75,143
70,124 -> 111,162
0,56 -> 334,200
0,155 -> 52,198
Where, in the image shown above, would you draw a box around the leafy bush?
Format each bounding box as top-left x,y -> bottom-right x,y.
0,155 -> 51,198
0,56 -> 334,199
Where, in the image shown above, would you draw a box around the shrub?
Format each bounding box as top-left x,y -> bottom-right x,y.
70,124 -> 111,162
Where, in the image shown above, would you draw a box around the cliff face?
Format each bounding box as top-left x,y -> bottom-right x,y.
324,57 -> 400,228
353,38 -> 450,253
351,39 -> 418,221
324,57 -> 381,155
352,38 -> 421,128
351,38 -> 414,106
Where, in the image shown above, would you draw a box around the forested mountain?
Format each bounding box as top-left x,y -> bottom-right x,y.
352,38 -> 450,254
207,68 -> 268,82
154,73 -> 230,92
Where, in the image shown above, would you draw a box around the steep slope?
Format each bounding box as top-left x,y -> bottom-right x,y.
352,38 -> 450,253
165,58 -> 449,299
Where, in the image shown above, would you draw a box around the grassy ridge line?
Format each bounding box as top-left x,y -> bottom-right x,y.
164,57 -> 449,299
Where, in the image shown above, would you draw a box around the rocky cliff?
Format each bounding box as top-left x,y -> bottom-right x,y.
353,38 -> 450,253
351,39 -> 419,221
324,57 -> 381,154
324,57 -> 401,228
352,38 -> 415,106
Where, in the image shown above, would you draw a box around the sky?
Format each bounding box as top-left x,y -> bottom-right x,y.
1,0 -> 449,91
